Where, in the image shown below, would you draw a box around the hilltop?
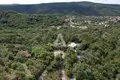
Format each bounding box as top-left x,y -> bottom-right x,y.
0,2 -> 120,15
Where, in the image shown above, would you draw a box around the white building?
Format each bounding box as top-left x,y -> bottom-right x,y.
68,42 -> 77,48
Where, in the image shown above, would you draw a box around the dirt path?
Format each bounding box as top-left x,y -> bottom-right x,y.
54,50 -> 67,80
39,50 -> 77,80
61,69 -> 67,80
38,70 -> 46,80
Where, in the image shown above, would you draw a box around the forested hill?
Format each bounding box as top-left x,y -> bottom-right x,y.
0,2 -> 120,16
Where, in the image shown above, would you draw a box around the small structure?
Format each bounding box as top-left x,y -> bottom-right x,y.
68,42 -> 77,48
18,50 -> 31,58
79,26 -> 88,29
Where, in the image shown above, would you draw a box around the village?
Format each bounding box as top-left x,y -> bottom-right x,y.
51,16 -> 120,30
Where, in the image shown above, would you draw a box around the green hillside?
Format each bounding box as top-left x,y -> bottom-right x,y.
0,2 -> 120,15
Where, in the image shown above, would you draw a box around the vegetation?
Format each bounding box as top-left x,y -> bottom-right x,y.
0,11 -> 120,80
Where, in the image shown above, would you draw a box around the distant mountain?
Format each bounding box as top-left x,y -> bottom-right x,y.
0,2 -> 120,16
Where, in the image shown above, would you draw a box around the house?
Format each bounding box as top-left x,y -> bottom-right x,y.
68,42 -> 77,48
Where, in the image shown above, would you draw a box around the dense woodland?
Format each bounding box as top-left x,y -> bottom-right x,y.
0,11 -> 120,80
